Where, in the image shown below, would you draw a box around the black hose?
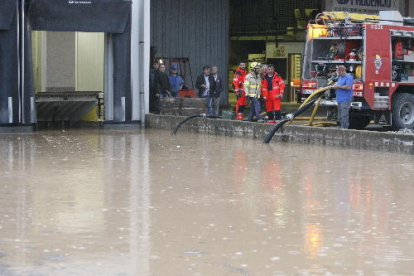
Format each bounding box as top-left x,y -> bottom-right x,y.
172,114 -> 221,135
263,93 -> 325,144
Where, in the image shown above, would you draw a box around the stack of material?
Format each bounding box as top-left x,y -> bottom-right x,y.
36,91 -> 98,123
161,98 -> 206,116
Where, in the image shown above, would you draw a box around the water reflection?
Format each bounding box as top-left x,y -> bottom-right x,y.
0,129 -> 414,275
0,131 -> 151,275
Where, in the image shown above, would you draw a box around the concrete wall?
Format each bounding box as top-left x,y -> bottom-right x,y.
146,114 -> 414,155
150,0 -> 230,105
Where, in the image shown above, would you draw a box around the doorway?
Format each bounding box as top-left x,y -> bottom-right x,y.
32,31 -> 105,124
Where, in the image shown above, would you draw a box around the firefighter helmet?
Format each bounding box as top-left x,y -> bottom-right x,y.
250,62 -> 260,70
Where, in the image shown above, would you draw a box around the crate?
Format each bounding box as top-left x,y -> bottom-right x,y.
222,110 -> 235,120
178,89 -> 196,98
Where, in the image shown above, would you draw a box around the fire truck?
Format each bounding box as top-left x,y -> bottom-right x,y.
301,11 -> 414,130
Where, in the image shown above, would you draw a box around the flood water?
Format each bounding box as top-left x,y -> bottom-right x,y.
1,129 -> 414,276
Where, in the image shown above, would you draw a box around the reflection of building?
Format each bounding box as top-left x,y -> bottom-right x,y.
0,133 -> 151,275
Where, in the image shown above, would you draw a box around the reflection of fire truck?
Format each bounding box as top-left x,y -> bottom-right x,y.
301,11 -> 414,130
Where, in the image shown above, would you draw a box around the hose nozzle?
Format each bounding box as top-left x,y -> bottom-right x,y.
285,113 -> 294,121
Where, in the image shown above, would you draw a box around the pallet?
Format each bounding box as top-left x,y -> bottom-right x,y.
160,98 -> 206,115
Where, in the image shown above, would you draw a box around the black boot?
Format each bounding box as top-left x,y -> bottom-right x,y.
267,111 -> 273,121
274,110 -> 281,121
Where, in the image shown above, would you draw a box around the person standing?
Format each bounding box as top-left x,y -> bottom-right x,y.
260,64 -> 268,112
232,62 -> 247,120
332,65 -> 353,129
168,65 -> 184,98
196,66 -> 216,115
211,66 -> 224,116
244,62 -> 262,122
261,64 -> 285,123
149,61 -> 159,113
152,64 -> 171,114
261,64 -> 268,78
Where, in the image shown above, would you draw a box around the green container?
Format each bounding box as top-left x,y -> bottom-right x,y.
222,110 -> 235,120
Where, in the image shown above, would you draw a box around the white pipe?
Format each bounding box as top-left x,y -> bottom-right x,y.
141,0 -> 151,119
131,0 -> 140,122
21,0 -> 25,124
30,97 -> 36,123
8,97 -> 13,123
16,0 -> 21,124
121,96 -> 126,122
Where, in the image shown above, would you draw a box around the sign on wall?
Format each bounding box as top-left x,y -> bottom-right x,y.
266,43 -> 304,59
331,0 -> 399,15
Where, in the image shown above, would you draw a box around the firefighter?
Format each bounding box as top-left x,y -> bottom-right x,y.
244,62 -> 262,122
261,64 -> 285,123
232,62 -> 247,120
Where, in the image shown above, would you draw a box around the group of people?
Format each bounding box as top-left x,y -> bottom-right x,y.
232,62 -> 353,128
150,59 -> 353,128
233,61 -> 286,123
195,65 -> 225,116
149,61 -> 185,114
149,61 -> 224,116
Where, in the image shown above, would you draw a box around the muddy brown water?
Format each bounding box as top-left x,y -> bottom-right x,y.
0,129 -> 414,276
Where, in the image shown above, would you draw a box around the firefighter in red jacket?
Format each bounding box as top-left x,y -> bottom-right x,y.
261,64 -> 285,123
232,62 -> 247,120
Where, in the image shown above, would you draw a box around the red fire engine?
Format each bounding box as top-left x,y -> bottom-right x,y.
301,11 -> 414,130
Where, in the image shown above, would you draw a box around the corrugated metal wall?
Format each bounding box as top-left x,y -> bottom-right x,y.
151,0 -> 230,104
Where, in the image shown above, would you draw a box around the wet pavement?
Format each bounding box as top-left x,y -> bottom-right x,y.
1,129 -> 414,275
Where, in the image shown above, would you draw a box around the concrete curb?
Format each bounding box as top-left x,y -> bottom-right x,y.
145,114 -> 414,154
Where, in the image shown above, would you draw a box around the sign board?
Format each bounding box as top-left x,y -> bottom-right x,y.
266,42 -> 304,59
331,0 -> 400,15
29,0 -> 132,33
248,54 -> 266,63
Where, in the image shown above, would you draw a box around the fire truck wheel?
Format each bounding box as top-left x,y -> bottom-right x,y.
392,93 -> 414,130
349,114 -> 371,130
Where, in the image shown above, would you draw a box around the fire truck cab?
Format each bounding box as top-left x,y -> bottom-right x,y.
301,11 -> 414,130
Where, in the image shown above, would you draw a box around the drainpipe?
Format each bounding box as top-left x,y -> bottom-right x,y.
141,0 -> 150,119
16,0 -> 21,124
21,0 -> 25,124
133,0 -> 150,125
131,0 -> 141,123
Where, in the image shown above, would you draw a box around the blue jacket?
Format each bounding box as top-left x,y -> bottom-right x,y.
336,74 -> 353,103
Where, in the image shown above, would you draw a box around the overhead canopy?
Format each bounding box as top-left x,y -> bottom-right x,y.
0,0 -> 16,30
28,0 -> 132,33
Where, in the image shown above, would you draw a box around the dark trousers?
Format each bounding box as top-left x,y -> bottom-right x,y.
151,97 -> 160,114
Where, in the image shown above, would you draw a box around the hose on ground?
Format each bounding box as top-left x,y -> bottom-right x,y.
287,85 -> 333,126
263,92 -> 326,144
308,97 -> 323,126
172,114 -> 221,135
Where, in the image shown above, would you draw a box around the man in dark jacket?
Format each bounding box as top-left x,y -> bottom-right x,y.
196,66 -> 216,115
211,66 -> 224,116
152,64 -> 171,114
149,61 -> 159,113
